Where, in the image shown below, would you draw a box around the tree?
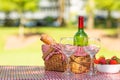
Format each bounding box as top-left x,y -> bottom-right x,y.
86,0 -> 95,29
0,0 -> 17,25
0,0 -> 39,38
11,0 -> 39,39
95,0 -> 120,28
58,0 -> 65,26
49,0 -> 65,26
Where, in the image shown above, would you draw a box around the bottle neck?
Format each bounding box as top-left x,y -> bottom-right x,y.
78,16 -> 84,28
78,27 -> 84,32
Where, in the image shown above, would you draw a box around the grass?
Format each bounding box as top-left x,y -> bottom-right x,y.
0,26 -> 120,66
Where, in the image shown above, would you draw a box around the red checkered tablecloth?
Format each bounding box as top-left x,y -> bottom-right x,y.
0,66 -> 119,80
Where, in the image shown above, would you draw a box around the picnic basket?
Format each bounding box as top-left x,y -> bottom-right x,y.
40,34 -> 91,73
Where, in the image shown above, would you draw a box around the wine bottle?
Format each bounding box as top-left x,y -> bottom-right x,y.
74,16 -> 88,46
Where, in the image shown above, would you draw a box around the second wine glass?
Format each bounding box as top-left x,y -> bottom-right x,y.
60,37 -> 77,76
84,37 -> 100,76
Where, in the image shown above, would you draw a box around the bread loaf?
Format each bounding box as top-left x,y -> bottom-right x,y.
40,34 -> 56,45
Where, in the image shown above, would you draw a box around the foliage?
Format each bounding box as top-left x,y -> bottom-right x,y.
95,0 -> 113,10
0,0 -> 39,12
112,1 -> 120,10
0,0 -> 16,12
95,0 -> 120,27
10,0 -> 39,12
95,0 -> 120,11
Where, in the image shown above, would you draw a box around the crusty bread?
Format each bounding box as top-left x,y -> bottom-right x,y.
40,34 -> 56,45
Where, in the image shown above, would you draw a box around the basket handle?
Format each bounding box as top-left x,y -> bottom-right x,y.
42,46 -> 54,60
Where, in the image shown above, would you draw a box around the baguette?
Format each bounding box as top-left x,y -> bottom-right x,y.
40,34 -> 56,45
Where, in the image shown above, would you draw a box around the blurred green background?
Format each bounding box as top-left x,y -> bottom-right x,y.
0,0 -> 120,66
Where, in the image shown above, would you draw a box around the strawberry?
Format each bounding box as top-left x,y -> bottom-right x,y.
110,60 -> 117,64
98,56 -> 105,61
94,59 -> 99,64
111,56 -> 120,64
99,58 -> 106,64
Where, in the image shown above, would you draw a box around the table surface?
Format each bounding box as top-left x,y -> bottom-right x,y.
0,66 -> 119,80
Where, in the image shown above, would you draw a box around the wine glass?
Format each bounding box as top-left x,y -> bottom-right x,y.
84,37 -> 100,76
60,37 -> 77,76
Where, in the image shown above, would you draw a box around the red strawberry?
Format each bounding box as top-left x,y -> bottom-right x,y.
99,58 -> 106,64
110,60 -> 117,64
94,59 -> 99,64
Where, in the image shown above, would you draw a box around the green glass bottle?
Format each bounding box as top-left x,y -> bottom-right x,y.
74,16 -> 88,46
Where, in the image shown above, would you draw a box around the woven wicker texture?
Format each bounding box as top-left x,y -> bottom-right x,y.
45,54 -> 66,71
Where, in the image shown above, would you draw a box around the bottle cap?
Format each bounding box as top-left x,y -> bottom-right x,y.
78,16 -> 84,28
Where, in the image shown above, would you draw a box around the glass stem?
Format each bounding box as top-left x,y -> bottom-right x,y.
66,57 -> 70,72
90,55 -> 94,73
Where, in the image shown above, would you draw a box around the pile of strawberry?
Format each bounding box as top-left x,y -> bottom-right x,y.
94,56 -> 120,64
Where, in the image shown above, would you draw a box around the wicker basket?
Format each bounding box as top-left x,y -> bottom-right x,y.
42,44 -> 90,73
44,54 -> 66,71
